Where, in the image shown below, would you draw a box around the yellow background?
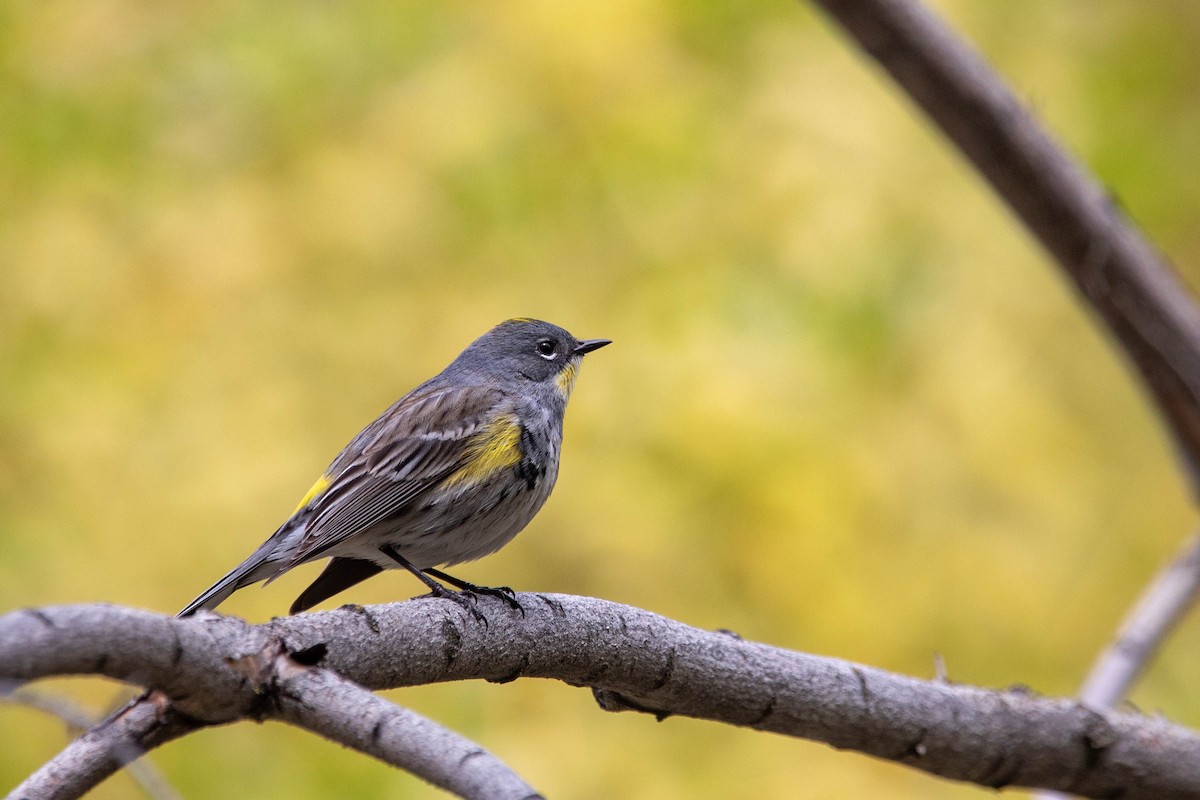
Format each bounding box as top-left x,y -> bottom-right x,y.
3,1 -> 1200,797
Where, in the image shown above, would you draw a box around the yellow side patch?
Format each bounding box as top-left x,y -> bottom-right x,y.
445,414 -> 523,487
295,473 -> 332,512
555,359 -> 579,399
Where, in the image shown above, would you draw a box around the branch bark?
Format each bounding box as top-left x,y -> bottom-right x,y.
0,681 -> 181,800
1076,530 -> 1200,711
1034,532 -> 1200,800
4,606 -> 540,800
12,693 -> 198,800
271,665 -> 543,800
4,597 -> 1200,800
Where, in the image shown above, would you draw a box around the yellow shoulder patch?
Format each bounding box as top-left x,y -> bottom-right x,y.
295,473 -> 332,512
445,414 -> 523,487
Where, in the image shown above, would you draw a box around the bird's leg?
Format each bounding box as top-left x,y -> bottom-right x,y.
379,545 -> 486,624
423,567 -> 524,615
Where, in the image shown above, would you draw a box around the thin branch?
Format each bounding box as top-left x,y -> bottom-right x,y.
4,598 -> 1200,799
1078,530 -> 1200,709
10,691 -> 199,800
809,0 -> 1200,493
1,680 -> 102,734
0,681 -> 181,800
1034,531 -> 1200,800
272,662 -> 542,800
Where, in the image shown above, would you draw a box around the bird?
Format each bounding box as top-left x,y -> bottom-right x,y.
178,318 -> 610,618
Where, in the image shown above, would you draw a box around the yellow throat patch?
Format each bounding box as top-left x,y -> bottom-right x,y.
445,414 -> 524,486
555,359 -> 579,400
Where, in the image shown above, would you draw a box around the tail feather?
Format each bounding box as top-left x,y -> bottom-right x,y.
289,557 -> 382,614
177,545 -> 279,617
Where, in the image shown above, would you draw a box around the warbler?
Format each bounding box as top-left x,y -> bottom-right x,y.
178,318 -> 609,618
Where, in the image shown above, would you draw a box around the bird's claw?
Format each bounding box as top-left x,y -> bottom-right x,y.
421,585 -> 488,625
466,584 -> 524,615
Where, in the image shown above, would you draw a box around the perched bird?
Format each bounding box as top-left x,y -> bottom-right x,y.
178,318 -> 610,617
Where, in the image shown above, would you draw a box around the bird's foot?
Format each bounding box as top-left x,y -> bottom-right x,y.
463,582 -> 523,615
419,583 -> 489,625
421,568 -> 524,615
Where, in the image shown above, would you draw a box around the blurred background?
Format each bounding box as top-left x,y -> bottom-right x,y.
3,0 -> 1200,797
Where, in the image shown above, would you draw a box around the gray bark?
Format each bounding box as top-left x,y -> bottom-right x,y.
4,598 -> 1199,799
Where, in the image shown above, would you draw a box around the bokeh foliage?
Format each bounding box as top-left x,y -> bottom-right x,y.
3,1 -> 1200,797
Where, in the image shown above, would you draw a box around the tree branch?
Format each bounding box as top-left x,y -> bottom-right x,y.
0,681 -> 182,800
1076,530 -> 1200,710
4,597 -> 1199,799
272,663 -> 543,800
3,607 -> 540,800
810,0 -> 1200,493
10,692 -> 198,800
1034,532 -> 1200,800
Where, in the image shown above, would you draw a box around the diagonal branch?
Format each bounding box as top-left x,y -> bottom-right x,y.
4,597 -> 1200,799
810,0 -> 1200,493
10,692 -> 200,800
1033,531 -> 1200,800
272,663 -> 543,800
1076,530 -> 1200,710
0,681 -> 182,800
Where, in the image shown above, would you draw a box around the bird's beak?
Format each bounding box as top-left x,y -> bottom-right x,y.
573,338 -> 612,355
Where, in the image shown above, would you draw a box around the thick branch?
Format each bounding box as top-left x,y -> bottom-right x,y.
810,0 -> 1200,492
4,598 -> 1200,799
4,609 -> 538,800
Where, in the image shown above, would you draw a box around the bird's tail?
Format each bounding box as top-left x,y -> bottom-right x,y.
177,541 -> 281,617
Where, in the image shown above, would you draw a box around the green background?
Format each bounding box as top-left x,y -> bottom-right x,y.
3,1 -> 1199,797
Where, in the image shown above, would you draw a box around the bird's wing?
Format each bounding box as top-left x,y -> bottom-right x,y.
283,383 -> 515,567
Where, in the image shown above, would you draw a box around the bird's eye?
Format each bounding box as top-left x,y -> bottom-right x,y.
535,339 -> 557,359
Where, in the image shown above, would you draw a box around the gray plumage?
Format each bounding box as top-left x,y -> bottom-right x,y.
178,319 -> 609,617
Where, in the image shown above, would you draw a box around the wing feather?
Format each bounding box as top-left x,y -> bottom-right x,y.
283,384 -> 509,566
